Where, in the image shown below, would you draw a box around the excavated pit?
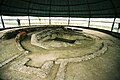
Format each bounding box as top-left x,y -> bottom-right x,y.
31,27 -> 94,49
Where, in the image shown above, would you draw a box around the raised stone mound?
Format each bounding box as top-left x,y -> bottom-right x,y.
31,27 -> 93,49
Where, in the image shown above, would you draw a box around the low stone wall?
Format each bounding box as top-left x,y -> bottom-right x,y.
0,26 -> 65,40
15,40 -> 30,54
15,31 -> 31,53
0,53 -> 23,68
10,42 -> 107,80
10,58 -> 54,78
54,42 -> 107,80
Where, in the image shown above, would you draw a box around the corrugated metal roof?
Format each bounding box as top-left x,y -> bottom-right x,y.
0,0 -> 120,17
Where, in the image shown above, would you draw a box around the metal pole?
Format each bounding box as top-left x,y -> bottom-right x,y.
27,0 -> 32,27
38,17 -> 41,24
68,17 -> 70,26
1,15 -> 5,28
49,0 -> 52,25
88,18 -> 90,27
68,0 -> 70,26
86,0 -> 91,28
28,16 -> 30,26
118,23 -> 120,33
111,17 -> 116,31
49,17 -> 51,25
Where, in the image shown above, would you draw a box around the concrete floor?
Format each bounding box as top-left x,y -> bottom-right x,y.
0,27 -> 120,80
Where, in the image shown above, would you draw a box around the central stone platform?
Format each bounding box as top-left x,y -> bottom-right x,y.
31,27 -> 93,49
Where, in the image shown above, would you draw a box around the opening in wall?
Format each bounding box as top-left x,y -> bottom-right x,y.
70,18 -> 89,27
90,18 -> 114,31
2,16 -> 29,28
51,17 -> 69,25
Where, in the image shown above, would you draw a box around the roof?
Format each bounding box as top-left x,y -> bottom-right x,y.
0,0 -> 120,17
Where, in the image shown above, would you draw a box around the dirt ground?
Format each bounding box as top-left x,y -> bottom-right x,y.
0,27 -> 120,80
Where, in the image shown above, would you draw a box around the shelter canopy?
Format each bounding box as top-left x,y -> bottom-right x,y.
0,0 -> 120,17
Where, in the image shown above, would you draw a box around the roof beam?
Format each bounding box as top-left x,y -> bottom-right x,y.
20,0 -> 107,6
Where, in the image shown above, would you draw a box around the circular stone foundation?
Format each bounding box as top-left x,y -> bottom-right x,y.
31,27 -> 96,49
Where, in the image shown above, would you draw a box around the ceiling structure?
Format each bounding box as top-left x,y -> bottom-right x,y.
0,0 -> 120,17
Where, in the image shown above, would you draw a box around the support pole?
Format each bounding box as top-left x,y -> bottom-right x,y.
49,17 -> 51,25
68,0 -> 70,26
111,18 -> 116,32
68,17 -> 70,26
118,23 -> 120,33
1,15 -> 5,28
28,16 -> 30,26
88,18 -> 90,27
38,17 -> 41,24
27,0 -> 32,27
49,0 -> 52,25
0,0 -> 5,28
86,0 -> 91,28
